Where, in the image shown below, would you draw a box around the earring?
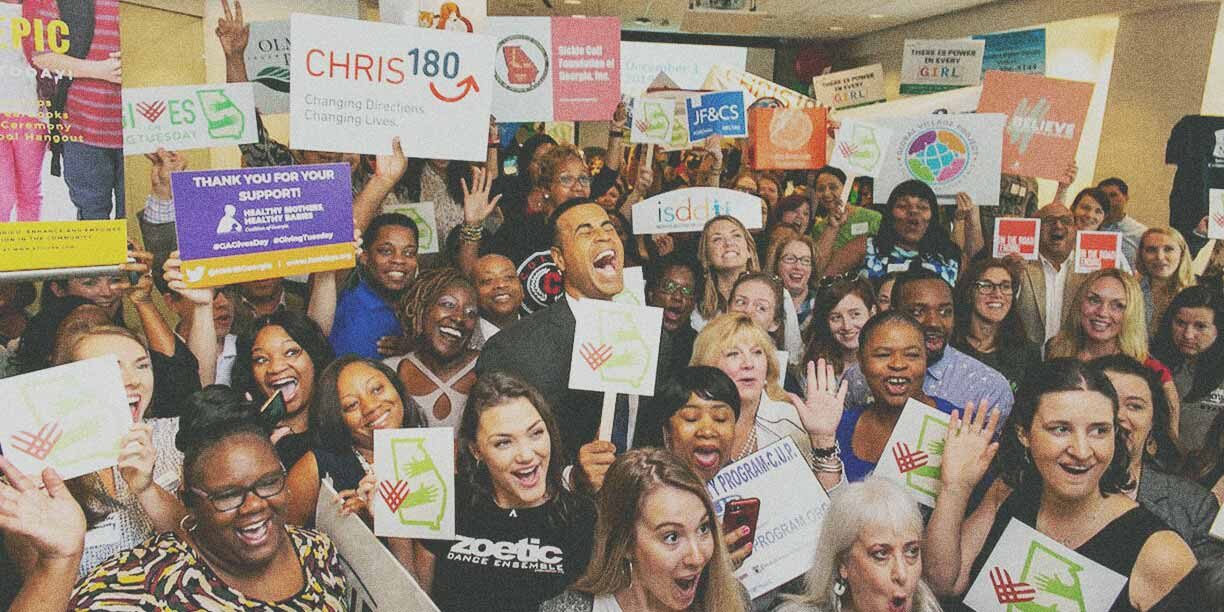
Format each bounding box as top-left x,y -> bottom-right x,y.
833,577 -> 848,596
1146,438 -> 1158,457
179,514 -> 198,532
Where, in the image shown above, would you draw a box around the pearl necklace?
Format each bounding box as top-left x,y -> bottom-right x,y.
733,421 -> 759,462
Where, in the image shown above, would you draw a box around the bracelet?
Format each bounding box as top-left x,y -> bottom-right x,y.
609,129 -> 625,137
811,441 -> 839,459
458,223 -> 484,242
812,454 -> 844,474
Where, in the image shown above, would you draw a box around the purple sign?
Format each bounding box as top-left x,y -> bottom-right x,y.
171,163 -> 353,261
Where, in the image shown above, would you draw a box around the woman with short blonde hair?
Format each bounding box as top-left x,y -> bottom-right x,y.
541,448 -> 746,612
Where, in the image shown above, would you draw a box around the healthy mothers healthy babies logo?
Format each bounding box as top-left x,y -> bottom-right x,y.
904,126 -> 972,185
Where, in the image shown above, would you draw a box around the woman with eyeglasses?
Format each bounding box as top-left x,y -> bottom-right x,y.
951,258 -> 1040,392
766,234 -> 820,333
0,390 -> 349,609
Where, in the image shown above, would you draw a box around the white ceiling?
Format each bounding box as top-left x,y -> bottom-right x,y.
487,0 -> 999,39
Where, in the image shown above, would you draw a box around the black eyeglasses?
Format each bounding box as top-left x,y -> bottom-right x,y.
972,280 -> 1019,297
816,271 -> 859,291
189,471 -> 287,512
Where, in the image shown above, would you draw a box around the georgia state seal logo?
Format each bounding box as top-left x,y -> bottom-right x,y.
495,35 -> 549,94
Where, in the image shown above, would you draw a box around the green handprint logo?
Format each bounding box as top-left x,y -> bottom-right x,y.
906,414 -> 949,498
390,437 -> 448,531
403,484 -> 439,508
196,89 -> 246,140
593,309 -> 652,388
1011,541 -> 1087,612
404,456 -> 436,479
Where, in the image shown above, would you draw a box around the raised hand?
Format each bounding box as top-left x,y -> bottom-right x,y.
145,148 -> 187,200
163,250 -> 215,305
611,101 -> 628,131
634,145 -> 655,194
651,233 -> 675,257
1057,162 -> 1078,188
118,422 -> 156,494
121,248 -> 156,304
939,399 -> 1000,494
0,455 -> 85,561
954,192 -> 976,220
373,136 -> 409,185
788,358 -> 848,447
216,0 -> 250,58
462,166 -> 503,226
577,440 -> 617,493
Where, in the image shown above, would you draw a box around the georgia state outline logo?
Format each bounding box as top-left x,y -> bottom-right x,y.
495,34 -> 549,94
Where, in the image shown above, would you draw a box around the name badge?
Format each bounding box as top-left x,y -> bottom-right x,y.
850,222 -> 869,236
887,262 -> 911,273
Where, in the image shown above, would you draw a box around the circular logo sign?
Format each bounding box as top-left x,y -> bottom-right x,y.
768,109 -> 814,151
495,35 -> 549,94
904,128 -> 970,185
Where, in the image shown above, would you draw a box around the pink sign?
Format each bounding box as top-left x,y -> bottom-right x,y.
1074,231 -> 1122,273
993,218 -> 1040,260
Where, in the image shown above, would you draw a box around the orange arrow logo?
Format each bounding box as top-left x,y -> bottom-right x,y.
429,75 -> 479,103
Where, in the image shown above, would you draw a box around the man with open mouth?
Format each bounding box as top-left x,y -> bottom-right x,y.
840,269 -> 1014,424
1015,202 -> 1090,349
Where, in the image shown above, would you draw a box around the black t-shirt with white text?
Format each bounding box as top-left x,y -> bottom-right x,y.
1166,115 -> 1224,235
424,485 -> 596,612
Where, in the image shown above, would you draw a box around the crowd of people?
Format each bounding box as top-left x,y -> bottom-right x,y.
3,2 -> 1224,611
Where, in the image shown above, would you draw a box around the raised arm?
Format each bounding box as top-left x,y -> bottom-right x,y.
163,251 -> 218,385
1051,162 -> 1077,205
216,0 -> 251,84
606,102 -> 628,172
952,192 -> 983,269
455,166 -> 502,277
0,457 -> 85,612
925,400 -> 1001,595
786,359 -> 849,491
123,249 -> 176,358
352,137 -> 408,233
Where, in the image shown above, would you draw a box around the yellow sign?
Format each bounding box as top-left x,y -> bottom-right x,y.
0,220 -> 127,273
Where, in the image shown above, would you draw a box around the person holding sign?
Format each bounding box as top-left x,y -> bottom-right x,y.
415,371 -> 596,612
1046,269 -> 1181,431
776,476 -> 942,612
925,359 -> 1196,611
284,356 -> 426,528
951,258 -> 1041,392
1136,228 -> 1194,331
540,448 -> 748,612
1014,202 -> 1090,347
1094,355 -> 1224,561
5,325 -> 187,579
1072,187 -> 1112,232
822,181 -> 963,287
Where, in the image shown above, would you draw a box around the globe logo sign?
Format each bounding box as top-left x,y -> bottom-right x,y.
904,128 -> 970,184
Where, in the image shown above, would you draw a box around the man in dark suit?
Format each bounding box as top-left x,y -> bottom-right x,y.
476,198 -> 671,486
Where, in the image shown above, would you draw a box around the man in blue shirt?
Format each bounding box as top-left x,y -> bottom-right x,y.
329,213 -> 418,358
842,268 -> 1014,420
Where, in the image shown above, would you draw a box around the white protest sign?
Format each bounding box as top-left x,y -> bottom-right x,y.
316,480 -> 441,612
121,83 -> 258,155
1074,231 -> 1123,273
632,187 -> 763,235
900,39 -> 985,95
378,0 -> 419,25
384,201 -> 440,254
1209,188 -> 1224,240
963,518 -> 1127,612
630,96 -> 676,145
289,13 -> 494,161
993,218 -> 1041,260
569,299 -> 663,397
373,428 -> 456,540
874,113 -> 1005,207
834,85 -> 982,121
612,267 -> 646,305
702,64 -> 820,109
830,119 -> 894,177
705,438 -> 830,598
244,21 -> 291,114
869,398 -> 950,508
620,41 -> 747,94
1211,496 -> 1224,541
0,357 -> 132,480
812,64 -> 885,110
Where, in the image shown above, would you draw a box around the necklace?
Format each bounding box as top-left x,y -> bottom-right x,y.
353,448 -> 374,477
733,421 -> 759,461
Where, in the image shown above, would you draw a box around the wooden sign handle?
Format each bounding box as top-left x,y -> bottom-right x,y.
598,392 -> 616,441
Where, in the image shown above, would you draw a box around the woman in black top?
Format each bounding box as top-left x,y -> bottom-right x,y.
415,371 -> 595,612
951,257 -> 1041,393
926,359 -> 1195,611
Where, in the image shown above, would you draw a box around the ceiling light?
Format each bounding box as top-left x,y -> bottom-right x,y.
563,0 -> 581,4
868,13 -> 885,19
829,25 -> 845,31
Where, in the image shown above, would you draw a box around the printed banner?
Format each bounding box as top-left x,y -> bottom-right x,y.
0,357 -> 131,481
1209,188 -> 1224,240
977,71 -> 1094,180
613,266 -> 646,305
874,113 -> 1006,207
702,64 -> 820,109
373,428 -> 456,540
289,13 -> 494,161
974,28 -> 1046,75
121,83 -> 258,155
630,97 -> 677,145
1074,231 -> 1122,273
632,187 -> 763,235
705,438 -> 830,598
870,399 -> 950,508
811,64 -> 885,110
621,41 -> 747,94
244,21 -> 291,114
0,1 -> 127,272
569,299 -> 664,396
900,39 -> 986,95
963,518 -> 1126,612
749,106 -> 828,170
993,218 -> 1041,260
830,119 -> 894,177
834,86 -> 982,121
383,201 -> 440,254
686,90 -> 748,141
417,0 -> 487,32
489,17 -> 620,121
316,480 -> 441,612
170,163 -> 355,287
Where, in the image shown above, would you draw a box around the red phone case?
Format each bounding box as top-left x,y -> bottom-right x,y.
724,498 -> 760,540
